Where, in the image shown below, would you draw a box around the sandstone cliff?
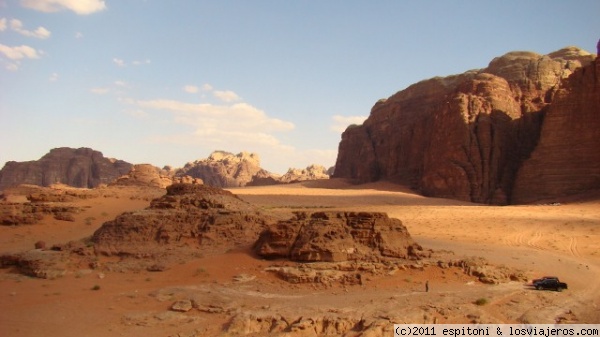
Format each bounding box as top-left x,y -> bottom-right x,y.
334,47 -> 598,204
512,56 -> 600,203
0,147 -> 132,190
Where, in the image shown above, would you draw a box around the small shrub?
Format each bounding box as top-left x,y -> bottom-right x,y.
91,285 -> 101,291
474,298 -> 488,306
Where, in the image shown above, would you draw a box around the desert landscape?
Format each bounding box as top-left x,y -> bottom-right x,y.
0,178 -> 599,337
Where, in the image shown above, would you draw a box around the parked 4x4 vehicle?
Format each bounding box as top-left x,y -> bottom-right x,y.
532,277 -> 568,292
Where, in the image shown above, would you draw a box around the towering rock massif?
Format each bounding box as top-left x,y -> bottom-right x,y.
174,151 -> 275,188
334,47 -> 598,204
0,147 -> 132,190
512,55 -> 600,203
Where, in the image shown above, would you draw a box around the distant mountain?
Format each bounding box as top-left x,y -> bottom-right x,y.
334,47 -> 599,204
0,147 -> 132,190
174,151 -> 275,188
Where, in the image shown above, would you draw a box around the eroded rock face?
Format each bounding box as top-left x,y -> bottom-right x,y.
92,183 -> 271,258
512,57 -> 600,203
334,47 -> 598,204
0,147 -> 132,190
175,151 -> 276,188
254,211 -> 424,262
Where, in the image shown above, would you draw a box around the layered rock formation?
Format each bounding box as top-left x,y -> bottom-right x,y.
254,211 -> 424,262
174,151 -> 275,188
334,47 -> 598,204
0,147 -> 132,190
92,183 -> 271,258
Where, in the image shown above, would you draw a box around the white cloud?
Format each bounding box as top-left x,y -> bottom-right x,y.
0,43 -> 40,60
20,0 -> 106,15
90,87 -> 109,94
49,72 -> 58,81
75,31 -> 83,39
9,19 -> 51,39
213,90 -> 241,103
114,80 -> 127,87
135,98 -> 295,157
330,114 -> 367,133
201,83 -> 213,91
183,85 -> 199,94
112,58 -> 125,67
0,18 -> 6,31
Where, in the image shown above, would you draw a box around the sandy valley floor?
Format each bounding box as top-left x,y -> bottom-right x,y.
1,180 -> 599,336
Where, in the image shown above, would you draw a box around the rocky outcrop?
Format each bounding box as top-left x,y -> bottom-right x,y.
334,47 -> 598,204
92,183 -> 271,259
0,147 -> 132,190
174,151 -> 276,188
254,211 -> 424,262
278,164 -> 330,183
512,57 -> 600,203
110,164 -> 200,189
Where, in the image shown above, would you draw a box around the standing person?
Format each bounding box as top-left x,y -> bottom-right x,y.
425,280 -> 429,292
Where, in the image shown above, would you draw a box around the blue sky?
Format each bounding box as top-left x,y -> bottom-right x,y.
1,0 -> 598,174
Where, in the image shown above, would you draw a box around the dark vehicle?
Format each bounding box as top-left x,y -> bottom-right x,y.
533,277 -> 567,292
532,276 -> 558,284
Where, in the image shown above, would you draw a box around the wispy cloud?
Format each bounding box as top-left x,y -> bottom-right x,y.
20,0 -> 107,15
112,58 -> 125,67
9,19 -> 51,39
213,90 -> 240,103
0,43 -> 41,60
183,85 -> 199,94
90,87 -> 109,94
49,72 -> 58,81
0,18 -> 6,32
330,114 -> 367,133
134,98 -> 295,153
75,31 -> 83,39
132,59 -> 150,66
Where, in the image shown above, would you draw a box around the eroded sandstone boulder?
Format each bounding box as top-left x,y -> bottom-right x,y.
254,211 -> 424,262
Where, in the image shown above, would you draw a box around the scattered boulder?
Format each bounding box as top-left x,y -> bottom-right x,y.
278,164 -> 330,183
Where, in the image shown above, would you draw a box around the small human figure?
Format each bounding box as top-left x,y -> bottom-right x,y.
425,280 -> 429,292
597,38 -> 600,58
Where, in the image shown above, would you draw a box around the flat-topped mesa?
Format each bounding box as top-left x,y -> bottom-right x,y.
334,46 -> 598,204
0,147 -> 132,190
254,211 -> 425,262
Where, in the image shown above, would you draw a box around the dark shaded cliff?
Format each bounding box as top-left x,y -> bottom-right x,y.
0,147 -> 132,190
334,47 -> 598,204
